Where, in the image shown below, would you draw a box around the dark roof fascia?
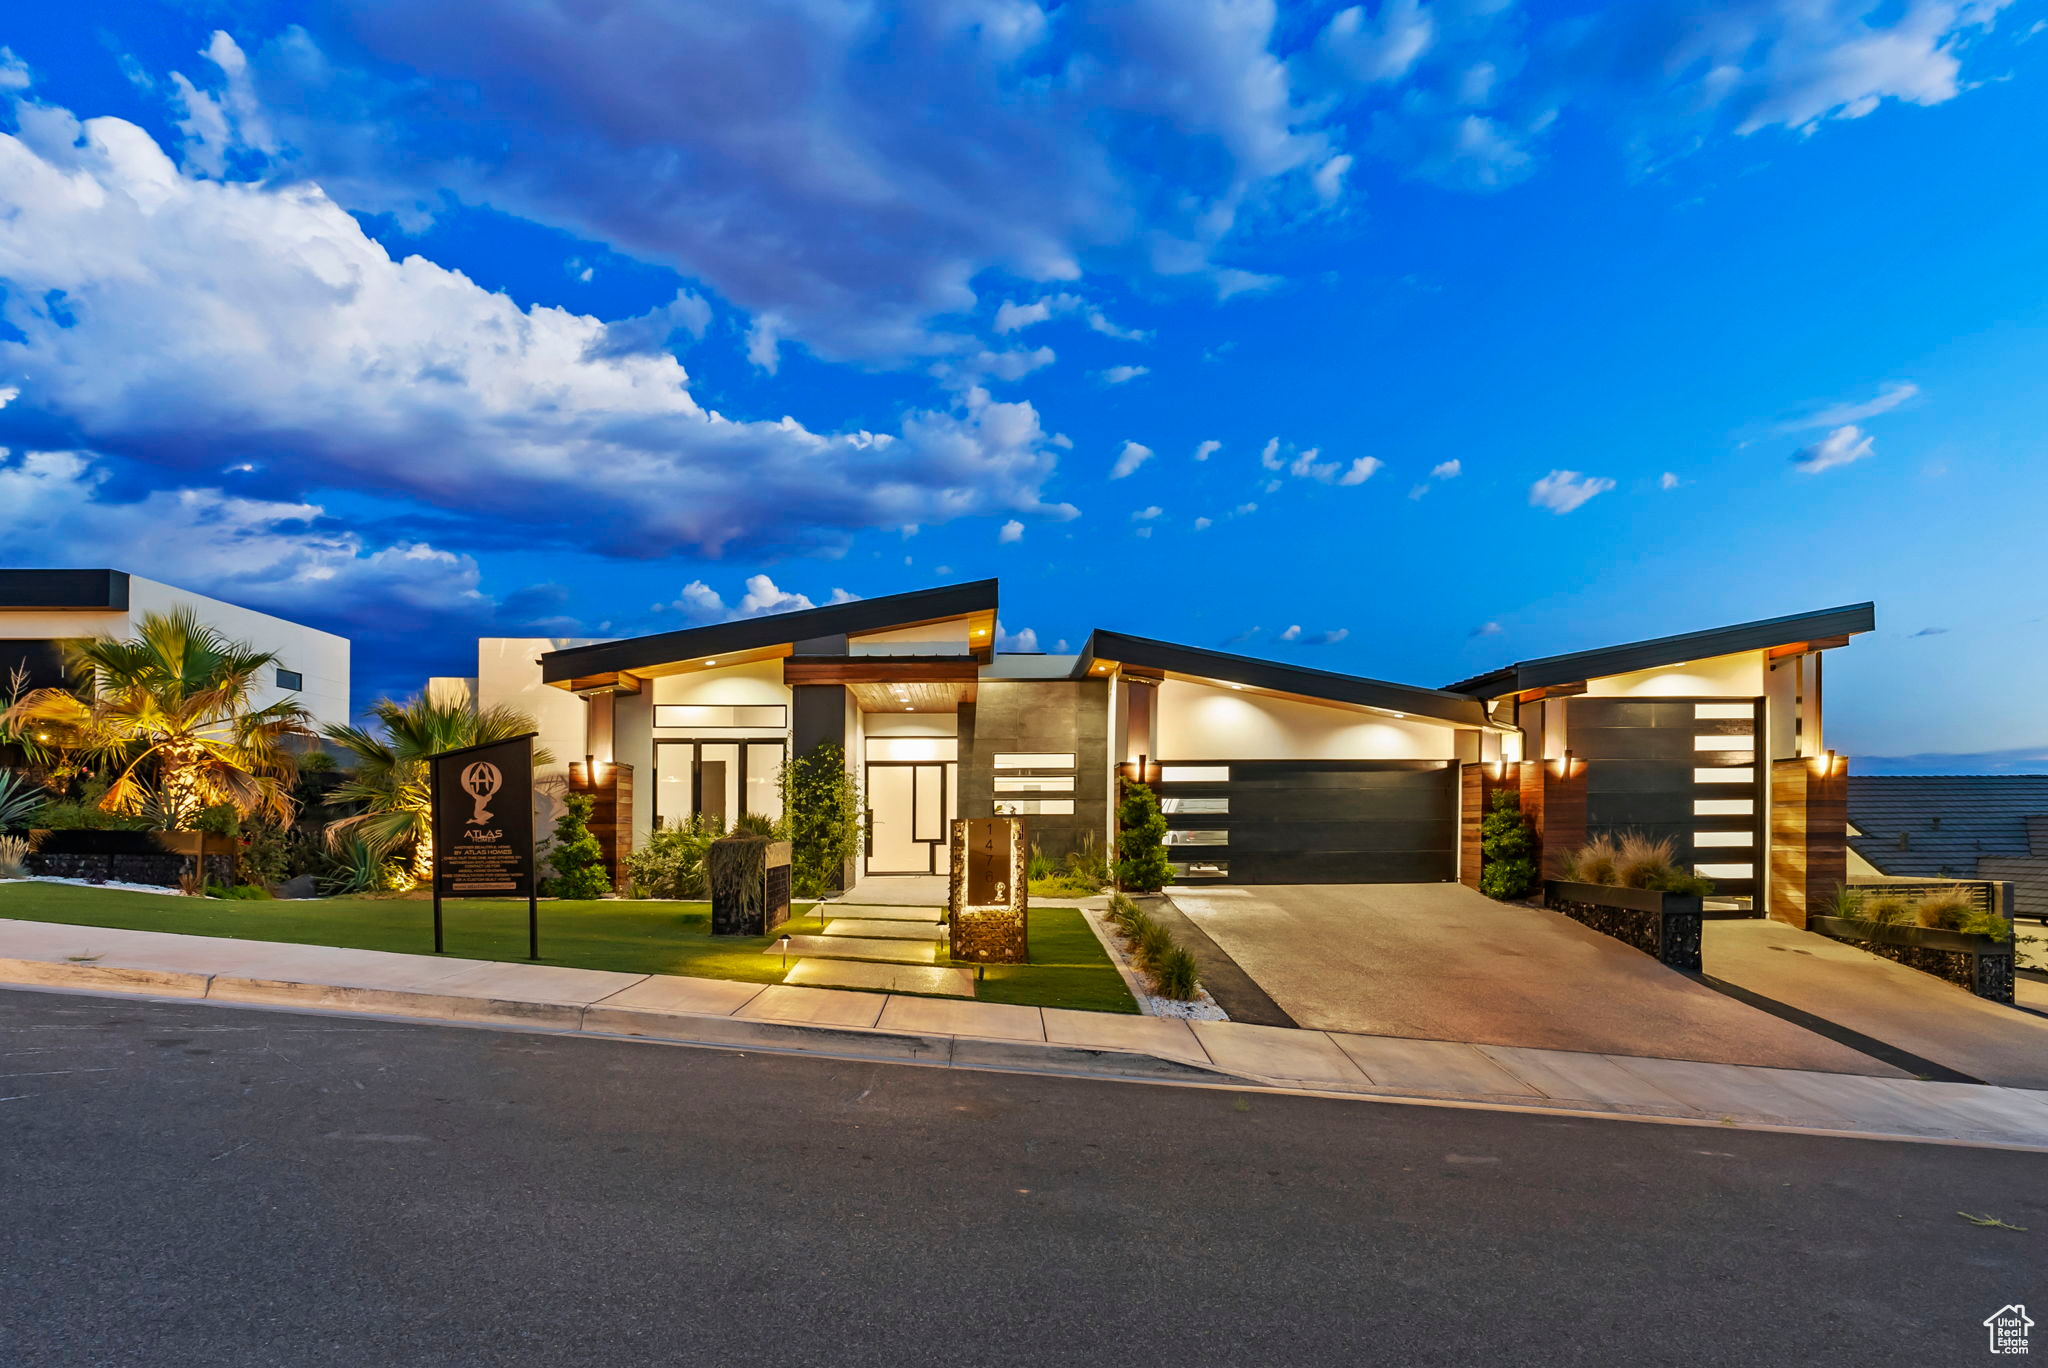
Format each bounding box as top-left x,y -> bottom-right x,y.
1079,629 -> 1488,728
1444,602 -> 1876,697
0,568 -> 130,611
540,579 -> 998,684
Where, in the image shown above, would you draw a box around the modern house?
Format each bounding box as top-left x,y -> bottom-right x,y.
0,568 -> 351,730
1848,775 -> 2048,922
456,579 -> 1872,926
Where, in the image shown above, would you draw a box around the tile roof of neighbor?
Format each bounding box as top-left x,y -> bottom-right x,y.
1846,775 -> 2048,879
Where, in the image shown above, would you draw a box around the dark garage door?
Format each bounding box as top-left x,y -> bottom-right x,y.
1156,759 -> 1457,884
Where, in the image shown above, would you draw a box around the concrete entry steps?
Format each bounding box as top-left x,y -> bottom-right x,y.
785,960 -> 975,997
768,935 -> 940,965
817,904 -> 943,924
823,918 -> 944,941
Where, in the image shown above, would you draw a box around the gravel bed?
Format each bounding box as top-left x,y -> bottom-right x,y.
3,875 -> 185,897
1079,904 -> 1228,1021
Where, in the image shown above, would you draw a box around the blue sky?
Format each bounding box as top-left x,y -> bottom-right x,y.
1,2 -> 2045,770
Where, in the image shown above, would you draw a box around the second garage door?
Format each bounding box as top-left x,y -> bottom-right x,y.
1155,759 -> 1458,884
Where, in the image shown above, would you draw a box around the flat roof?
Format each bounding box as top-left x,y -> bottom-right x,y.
1078,629 -> 1489,728
540,579 -> 998,684
1444,602 -> 1876,697
0,568 -> 130,611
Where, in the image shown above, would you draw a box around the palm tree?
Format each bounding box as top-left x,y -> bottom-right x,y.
1,608 -> 313,829
323,694 -> 546,885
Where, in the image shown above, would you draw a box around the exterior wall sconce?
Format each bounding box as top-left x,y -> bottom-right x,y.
1115,755 -> 1163,785
1554,748 -> 1579,778
1489,760 -> 1508,781
575,754 -> 612,787
1814,749 -> 1844,778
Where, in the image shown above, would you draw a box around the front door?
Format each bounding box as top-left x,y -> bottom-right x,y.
866,762 -> 948,874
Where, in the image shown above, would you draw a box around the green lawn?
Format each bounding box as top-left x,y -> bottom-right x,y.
0,883 -> 1135,1013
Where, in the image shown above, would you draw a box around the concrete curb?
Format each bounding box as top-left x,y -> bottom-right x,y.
0,955 -> 215,999
4,916 -> 2047,1151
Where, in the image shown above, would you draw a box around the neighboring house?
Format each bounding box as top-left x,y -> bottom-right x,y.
1848,775 -> 2048,922
464,578 -> 1871,924
0,568 -> 350,730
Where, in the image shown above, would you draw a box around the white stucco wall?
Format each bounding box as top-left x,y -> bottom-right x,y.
0,577 -> 351,729
1154,678 -> 1459,761
648,659 -> 790,707
474,638 -> 590,778
1582,649 -> 1764,699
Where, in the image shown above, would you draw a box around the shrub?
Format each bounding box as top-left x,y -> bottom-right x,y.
1478,789 -> 1539,900
1561,835 -> 1620,887
0,832 -> 39,878
542,793 -> 612,900
32,777 -> 150,832
1114,777 -> 1173,892
1613,833 -> 1677,889
780,743 -> 863,897
1645,867 -> 1715,898
1028,843 -> 1054,882
732,811 -> 780,838
1858,894 -> 1914,929
1107,892 -> 1141,925
1063,831 -> 1111,889
1913,893 -> 1976,932
1958,907 -> 2013,942
316,832 -> 382,896
204,881 -> 273,900
237,820 -> 292,891
1134,920 -> 1174,969
624,813 -> 723,900
1151,945 -> 1200,1001
0,769 -> 46,831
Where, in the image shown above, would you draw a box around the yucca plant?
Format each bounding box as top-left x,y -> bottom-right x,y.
0,769 -> 46,830
0,609 -> 313,829
323,694 -> 546,885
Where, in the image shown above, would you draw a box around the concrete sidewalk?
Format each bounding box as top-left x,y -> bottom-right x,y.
3,915 -> 2047,1150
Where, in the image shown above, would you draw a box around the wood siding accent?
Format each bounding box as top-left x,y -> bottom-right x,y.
569,761 -> 635,893
1529,762 -> 1587,881
1770,757 -> 1846,929
784,659 -> 979,685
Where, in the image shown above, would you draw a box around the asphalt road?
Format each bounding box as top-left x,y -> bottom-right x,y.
1,988 -> 2039,1368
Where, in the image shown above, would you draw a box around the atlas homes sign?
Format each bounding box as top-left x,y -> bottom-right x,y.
429,733 -> 540,958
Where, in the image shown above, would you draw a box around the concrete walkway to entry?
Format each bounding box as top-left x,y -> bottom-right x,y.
1166,883 -> 1898,1074
3,914 -> 2048,1149
1703,919 -> 2048,1090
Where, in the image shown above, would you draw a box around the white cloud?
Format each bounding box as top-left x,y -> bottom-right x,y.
1792,424 -> 1876,474
664,574 -> 857,622
1781,381 -> 1919,432
1132,506 -> 1163,521
1314,0 -> 1436,84
1470,621 -> 1503,638
0,102 -> 1070,558
1194,439 -> 1221,462
206,5 -> 1318,360
1299,628 -> 1349,645
1110,440 -> 1155,479
1097,364 -> 1151,385
1133,525 -> 1153,538
1278,625 -> 1301,641
0,447 -> 492,641
1259,438 -> 1286,471
1260,438 -> 1376,486
996,622 -> 1039,652
1193,516 -> 1213,530
1430,459 -> 1461,479
996,292 -> 1150,342
1311,152 -> 1354,204
1233,501 -> 1258,515
1337,457 -> 1381,485
1659,471 -> 1681,490
998,519 -> 1025,543
1528,470 -> 1616,513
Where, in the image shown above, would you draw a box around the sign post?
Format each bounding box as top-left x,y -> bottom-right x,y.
428,733 -> 540,960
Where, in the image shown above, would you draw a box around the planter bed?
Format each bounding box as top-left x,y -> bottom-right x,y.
1809,915 -> 2015,1004
1543,880 -> 1703,972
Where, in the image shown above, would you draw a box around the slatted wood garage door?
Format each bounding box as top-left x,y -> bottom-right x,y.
1156,759 -> 1458,884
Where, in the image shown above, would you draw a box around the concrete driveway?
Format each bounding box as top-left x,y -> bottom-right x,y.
1703,919 -> 2048,1089
1166,883 -> 1898,1074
